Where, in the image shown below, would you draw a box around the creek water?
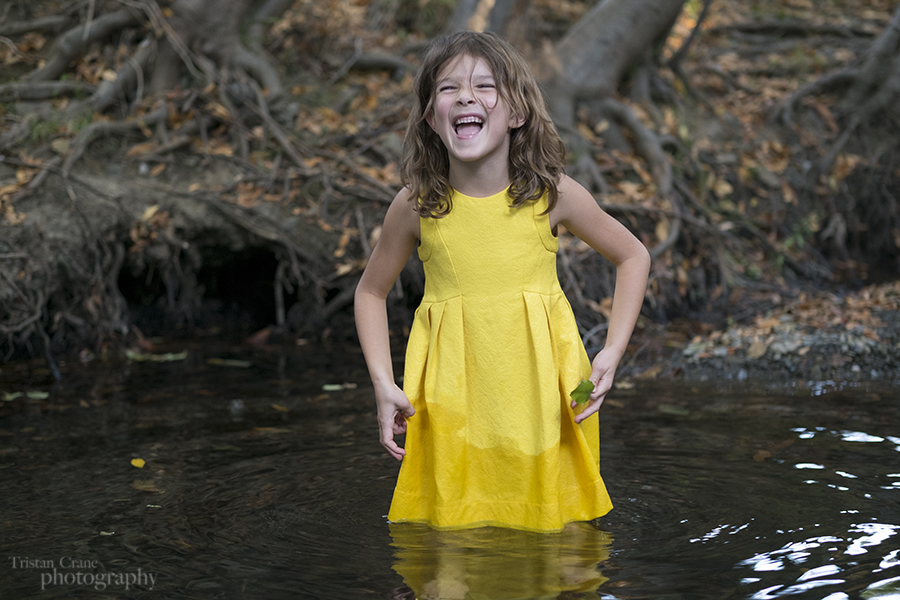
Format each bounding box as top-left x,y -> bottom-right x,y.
1,342 -> 898,599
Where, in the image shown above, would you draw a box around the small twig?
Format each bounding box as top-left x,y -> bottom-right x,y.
63,102 -> 168,174
356,206 -> 372,258
264,152 -> 282,193
666,0 -> 712,70
10,156 -> 62,203
0,36 -> 24,59
82,0 -> 96,40
274,261 -> 286,327
139,0 -> 204,80
322,149 -> 396,202
246,82 -> 314,171
328,38 -> 364,85
581,322 -> 609,350
710,19 -> 877,39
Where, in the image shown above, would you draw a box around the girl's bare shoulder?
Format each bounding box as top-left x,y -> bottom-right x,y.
550,175 -> 596,226
385,187 -> 421,240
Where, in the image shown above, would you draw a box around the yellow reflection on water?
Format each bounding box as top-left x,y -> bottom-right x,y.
390,521 -> 612,599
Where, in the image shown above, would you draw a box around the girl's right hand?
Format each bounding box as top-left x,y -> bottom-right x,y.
375,384 -> 416,460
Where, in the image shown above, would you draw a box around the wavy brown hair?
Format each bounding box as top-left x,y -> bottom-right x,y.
402,31 -> 566,217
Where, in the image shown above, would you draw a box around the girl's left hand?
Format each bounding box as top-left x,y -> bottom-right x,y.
572,347 -> 621,423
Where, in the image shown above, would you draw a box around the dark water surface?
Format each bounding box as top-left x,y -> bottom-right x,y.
1,342 -> 898,599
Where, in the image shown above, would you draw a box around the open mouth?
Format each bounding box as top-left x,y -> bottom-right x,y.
453,115 -> 484,137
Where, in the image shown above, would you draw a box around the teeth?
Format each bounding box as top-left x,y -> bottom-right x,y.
454,116 -> 483,126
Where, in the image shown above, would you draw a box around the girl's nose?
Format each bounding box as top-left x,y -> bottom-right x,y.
457,87 -> 475,104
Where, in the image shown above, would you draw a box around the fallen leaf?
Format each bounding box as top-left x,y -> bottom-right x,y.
131,458 -> 145,468
753,449 -> 772,462
637,365 -> 662,379
141,204 -> 159,221
127,141 -> 157,157
131,479 -> 161,492
50,138 -> 70,155
206,358 -> 252,368
126,350 -> 188,362
657,404 -> 690,416
747,340 -> 769,359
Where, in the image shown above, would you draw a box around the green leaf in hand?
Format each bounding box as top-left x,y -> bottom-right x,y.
570,379 -> 594,405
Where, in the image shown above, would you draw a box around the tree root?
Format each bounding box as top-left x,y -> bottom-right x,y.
0,81 -> 96,102
0,15 -> 72,37
711,19 -> 877,39
62,103 -> 169,175
597,98 -> 672,196
25,8 -> 142,83
91,37 -> 156,112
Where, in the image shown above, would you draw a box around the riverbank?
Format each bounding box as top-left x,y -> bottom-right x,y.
625,281 -> 900,390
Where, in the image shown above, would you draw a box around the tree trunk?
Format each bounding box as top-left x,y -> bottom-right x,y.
543,0 -> 686,127
442,0 -> 532,41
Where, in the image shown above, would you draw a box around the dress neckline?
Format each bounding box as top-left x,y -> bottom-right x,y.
450,185 -> 511,200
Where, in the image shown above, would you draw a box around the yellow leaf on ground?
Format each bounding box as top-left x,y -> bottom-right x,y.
131,458 -> 146,468
747,340 -> 769,359
127,142 -> 157,157
713,178 -> 733,196
141,205 -> 159,221
655,218 -> 670,243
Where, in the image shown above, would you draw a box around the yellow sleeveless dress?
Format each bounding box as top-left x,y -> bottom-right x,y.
390,187 -> 613,532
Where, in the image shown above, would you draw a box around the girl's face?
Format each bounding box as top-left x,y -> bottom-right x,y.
426,54 -> 524,172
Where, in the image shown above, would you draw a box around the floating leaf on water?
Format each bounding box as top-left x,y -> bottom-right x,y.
754,450 -> 772,462
26,391 -> 50,399
322,384 -> 344,391
2,392 -> 23,401
658,404 -> 691,416
212,444 -> 241,452
126,350 -> 188,362
251,427 -> 290,435
131,479 -> 162,492
131,458 -> 145,468
206,358 -> 252,368
146,505 -> 162,509
98,531 -> 116,536
570,380 -> 594,405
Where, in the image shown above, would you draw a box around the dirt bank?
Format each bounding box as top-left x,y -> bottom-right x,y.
628,281 -> 900,389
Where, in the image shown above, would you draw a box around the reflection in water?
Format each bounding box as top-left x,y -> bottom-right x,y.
2,345 -> 900,599
390,522 -> 610,599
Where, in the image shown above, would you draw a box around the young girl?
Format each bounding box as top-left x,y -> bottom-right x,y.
355,31 -> 650,533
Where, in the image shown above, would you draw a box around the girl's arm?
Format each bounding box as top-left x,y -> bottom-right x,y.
551,175 -> 651,423
354,188 -> 421,459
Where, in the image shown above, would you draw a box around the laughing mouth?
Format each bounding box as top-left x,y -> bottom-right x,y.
454,115 -> 484,136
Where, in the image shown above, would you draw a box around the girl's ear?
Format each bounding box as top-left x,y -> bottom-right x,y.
509,113 -> 526,130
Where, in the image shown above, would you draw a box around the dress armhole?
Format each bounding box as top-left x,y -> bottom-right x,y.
533,196 -> 559,253
416,216 -> 433,262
